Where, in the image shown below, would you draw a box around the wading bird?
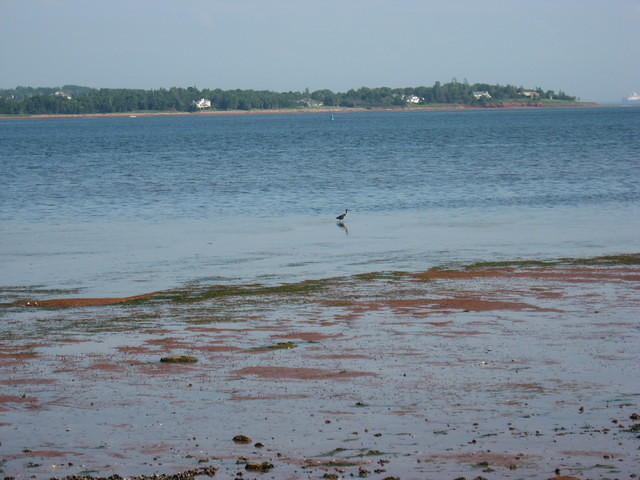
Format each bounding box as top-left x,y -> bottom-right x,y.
336,209 -> 349,221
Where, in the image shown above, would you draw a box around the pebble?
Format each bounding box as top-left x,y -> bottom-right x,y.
232,434 -> 252,444
46,465 -> 218,479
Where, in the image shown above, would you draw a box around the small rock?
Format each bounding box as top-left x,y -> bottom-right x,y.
624,423 -> 640,432
160,355 -> 198,363
245,461 -> 273,472
233,434 -> 252,444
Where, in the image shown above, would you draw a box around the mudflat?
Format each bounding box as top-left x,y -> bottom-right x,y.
1,256 -> 639,479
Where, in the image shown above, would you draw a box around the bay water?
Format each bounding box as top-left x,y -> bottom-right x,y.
1,107 -> 639,300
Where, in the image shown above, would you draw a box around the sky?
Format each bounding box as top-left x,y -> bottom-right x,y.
1,0 -> 638,103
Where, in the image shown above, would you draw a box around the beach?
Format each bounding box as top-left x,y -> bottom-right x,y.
1,256 -> 639,479
0,102 -> 599,121
1,106 -> 638,479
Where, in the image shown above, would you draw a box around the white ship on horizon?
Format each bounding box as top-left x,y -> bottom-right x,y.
625,92 -> 640,102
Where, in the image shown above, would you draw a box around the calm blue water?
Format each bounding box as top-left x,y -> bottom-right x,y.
1,107 -> 639,298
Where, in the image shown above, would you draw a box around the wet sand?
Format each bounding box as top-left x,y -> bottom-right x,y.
1,258 -> 639,479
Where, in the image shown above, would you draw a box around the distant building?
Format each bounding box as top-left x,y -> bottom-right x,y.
404,95 -> 422,104
54,91 -> 72,100
400,95 -> 422,104
520,90 -> 540,98
193,98 -> 212,109
472,91 -> 492,99
299,98 -> 324,108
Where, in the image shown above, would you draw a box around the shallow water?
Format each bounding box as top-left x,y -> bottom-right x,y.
1,107 -> 639,299
1,263 -> 639,478
1,108 -> 640,478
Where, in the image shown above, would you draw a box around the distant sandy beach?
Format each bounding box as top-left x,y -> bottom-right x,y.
0,102 -> 599,120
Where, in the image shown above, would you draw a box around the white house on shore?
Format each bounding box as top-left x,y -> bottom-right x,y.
193,98 -> 212,109
405,95 -> 421,104
53,90 -> 72,100
472,91 -> 491,100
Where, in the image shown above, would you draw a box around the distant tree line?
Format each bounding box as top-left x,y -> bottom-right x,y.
0,81 -> 576,115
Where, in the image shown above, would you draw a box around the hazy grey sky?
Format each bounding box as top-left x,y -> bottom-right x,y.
1,0 -> 638,102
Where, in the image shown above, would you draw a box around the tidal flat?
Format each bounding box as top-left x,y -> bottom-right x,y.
1,255 -> 639,479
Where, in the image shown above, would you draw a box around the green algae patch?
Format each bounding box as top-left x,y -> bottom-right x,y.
567,253 -> 640,265
352,271 -> 409,282
317,447 -> 348,457
465,259 -> 554,269
412,254 -> 640,281
467,254 -> 640,269
158,279 -> 332,304
251,341 -> 297,352
245,461 -> 273,472
185,313 -> 245,325
160,355 -> 198,364
362,449 -> 385,456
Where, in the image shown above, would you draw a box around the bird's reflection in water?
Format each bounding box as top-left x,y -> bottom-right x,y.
336,221 -> 349,236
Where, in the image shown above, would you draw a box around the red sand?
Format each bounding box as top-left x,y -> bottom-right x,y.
19,292 -> 156,308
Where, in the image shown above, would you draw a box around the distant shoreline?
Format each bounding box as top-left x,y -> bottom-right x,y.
0,102 -> 601,120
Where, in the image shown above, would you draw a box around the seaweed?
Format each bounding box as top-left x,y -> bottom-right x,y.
160,355 -> 198,363
465,259 -> 555,269
317,447 -> 348,457
352,271 -> 409,282
245,461 -> 274,472
413,253 -> 640,279
157,279 -> 330,304
567,253 -> 640,265
250,341 -> 298,352
467,254 -> 640,269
